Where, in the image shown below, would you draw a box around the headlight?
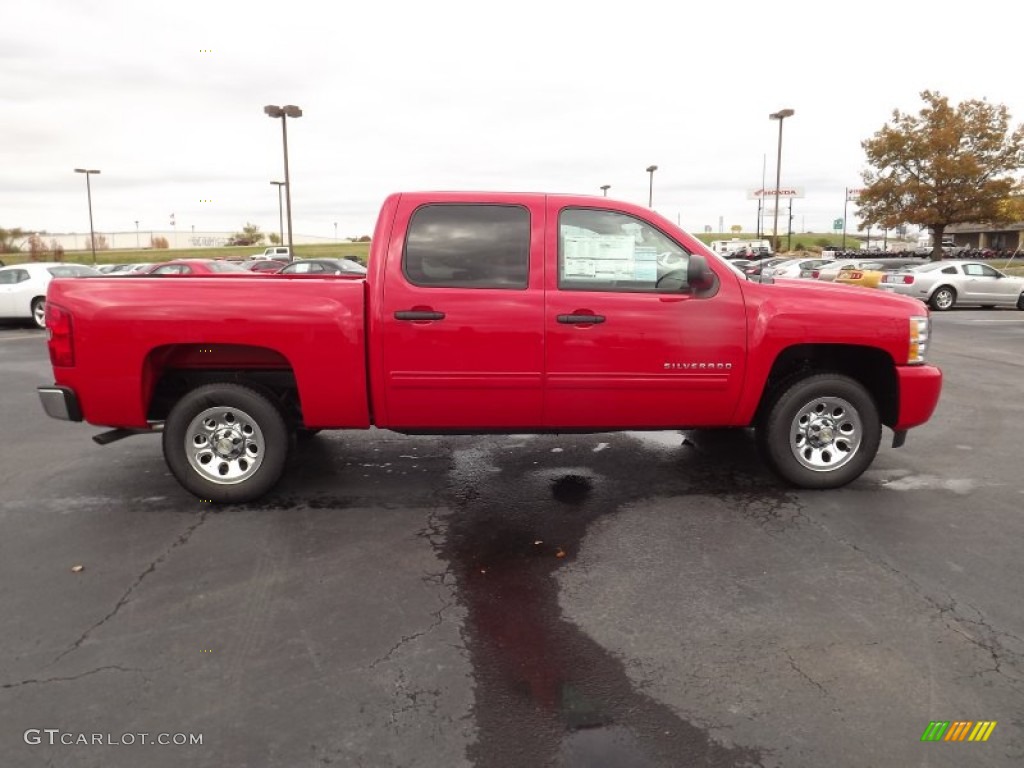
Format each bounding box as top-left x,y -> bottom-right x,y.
908,316 -> 930,364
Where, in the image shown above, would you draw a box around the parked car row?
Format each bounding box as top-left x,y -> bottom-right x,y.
0,257 -> 368,329
735,255 -> 1024,311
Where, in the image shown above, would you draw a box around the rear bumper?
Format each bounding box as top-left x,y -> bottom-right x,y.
892,365 -> 942,431
38,386 -> 83,422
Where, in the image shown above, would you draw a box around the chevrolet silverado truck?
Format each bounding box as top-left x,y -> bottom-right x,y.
37,192 -> 942,503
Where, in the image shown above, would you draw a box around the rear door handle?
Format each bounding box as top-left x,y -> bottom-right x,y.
395,310 -> 446,321
557,314 -> 606,324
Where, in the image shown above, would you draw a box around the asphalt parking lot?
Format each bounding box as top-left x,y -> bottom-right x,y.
1,311 -> 1022,768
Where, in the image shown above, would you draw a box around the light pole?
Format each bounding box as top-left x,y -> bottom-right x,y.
134,220 -> 139,248
646,165 -> 658,207
769,108 -> 794,252
600,184 -> 610,197
74,168 -> 100,263
270,181 -> 285,246
264,104 -> 302,256
334,222 -> 338,242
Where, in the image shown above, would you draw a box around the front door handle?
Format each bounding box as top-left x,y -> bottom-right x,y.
395,310 -> 446,321
557,314 -> 605,324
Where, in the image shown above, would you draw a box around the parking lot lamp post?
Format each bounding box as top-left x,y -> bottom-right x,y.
600,184 -> 610,197
134,220 -> 139,248
769,109 -> 794,252
74,168 -> 100,264
270,181 -> 286,246
646,165 -> 658,207
264,104 -> 303,256
334,222 -> 338,242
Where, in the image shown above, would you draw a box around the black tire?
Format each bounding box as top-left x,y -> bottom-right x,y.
929,286 -> 956,311
1017,293 -> 1024,311
756,373 -> 881,489
295,428 -> 322,441
31,297 -> 46,329
162,383 -> 288,503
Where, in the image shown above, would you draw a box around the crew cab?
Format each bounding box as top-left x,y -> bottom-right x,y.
37,192 -> 943,503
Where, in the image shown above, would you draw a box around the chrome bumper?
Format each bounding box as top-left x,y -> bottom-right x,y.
38,386 -> 82,422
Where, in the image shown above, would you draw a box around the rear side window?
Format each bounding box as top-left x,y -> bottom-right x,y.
404,204 -> 530,289
0,269 -> 29,284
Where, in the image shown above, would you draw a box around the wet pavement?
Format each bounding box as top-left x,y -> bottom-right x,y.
1,311 -> 1023,767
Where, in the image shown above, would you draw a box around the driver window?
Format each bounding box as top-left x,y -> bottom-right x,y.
558,208 -> 691,292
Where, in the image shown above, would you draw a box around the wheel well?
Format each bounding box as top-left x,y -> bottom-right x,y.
932,284 -> 956,297
143,344 -> 305,428
148,369 -> 303,426
755,345 -> 898,427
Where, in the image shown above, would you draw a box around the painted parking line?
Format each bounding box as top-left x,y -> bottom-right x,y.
0,333 -> 45,341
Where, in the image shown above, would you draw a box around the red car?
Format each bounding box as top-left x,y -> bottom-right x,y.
145,259 -> 254,276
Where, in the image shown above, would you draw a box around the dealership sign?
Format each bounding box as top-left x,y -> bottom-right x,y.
748,187 -> 805,199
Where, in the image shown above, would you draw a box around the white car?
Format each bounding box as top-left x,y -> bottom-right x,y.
880,260 -> 1024,310
0,262 -> 100,328
762,258 -> 831,279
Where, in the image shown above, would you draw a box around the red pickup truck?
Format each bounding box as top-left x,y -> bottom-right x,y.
38,192 -> 942,502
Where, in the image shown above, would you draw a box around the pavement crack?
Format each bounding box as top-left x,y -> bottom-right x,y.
806,521 -> 1024,689
783,650 -> 828,696
369,594 -> 453,669
2,665 -> 143,689
48,510 -> 212,667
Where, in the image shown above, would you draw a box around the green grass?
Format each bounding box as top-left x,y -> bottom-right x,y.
694,232 -> 882,251
1,242 -> 371,267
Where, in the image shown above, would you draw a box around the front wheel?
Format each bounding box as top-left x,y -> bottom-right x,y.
757,374 -> 881,489
163,383 -> 289,503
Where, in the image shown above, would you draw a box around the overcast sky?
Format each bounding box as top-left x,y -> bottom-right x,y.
4,0 -> 1023,241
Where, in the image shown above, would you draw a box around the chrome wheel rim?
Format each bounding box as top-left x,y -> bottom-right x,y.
934,289 -> 953,309
33,301 -> 46,328
185,406 -> 264,484
789,396 -> 862,472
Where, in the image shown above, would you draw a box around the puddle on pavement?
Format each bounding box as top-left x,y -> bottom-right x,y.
438,431 -> 769,768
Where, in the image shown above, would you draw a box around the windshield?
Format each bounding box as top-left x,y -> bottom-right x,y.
47,265 -> 100,277
207,261 -> 247,273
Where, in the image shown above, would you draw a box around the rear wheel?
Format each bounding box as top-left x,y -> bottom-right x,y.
163,383 -> 288,503
1017,293 -> 1024,310
31,297 -> 46,329
757,373 -> 881,489
929,286 -> 956,311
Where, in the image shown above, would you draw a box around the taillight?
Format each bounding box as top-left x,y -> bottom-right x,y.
811,270 -> 820,278
46,303 -> 75,367
903,275 -> 914,284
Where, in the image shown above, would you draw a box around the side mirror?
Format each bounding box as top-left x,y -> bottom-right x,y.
687,254 -> 715,292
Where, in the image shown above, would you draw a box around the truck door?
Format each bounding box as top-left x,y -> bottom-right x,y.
377,196 -> 546,429
543,202 -> 747,429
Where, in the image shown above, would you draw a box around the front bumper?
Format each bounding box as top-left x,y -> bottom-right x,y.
38,386 -> 83,422
892,365 -> 943,431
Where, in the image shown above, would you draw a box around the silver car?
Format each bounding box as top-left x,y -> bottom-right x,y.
880,260 -> 1024,310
